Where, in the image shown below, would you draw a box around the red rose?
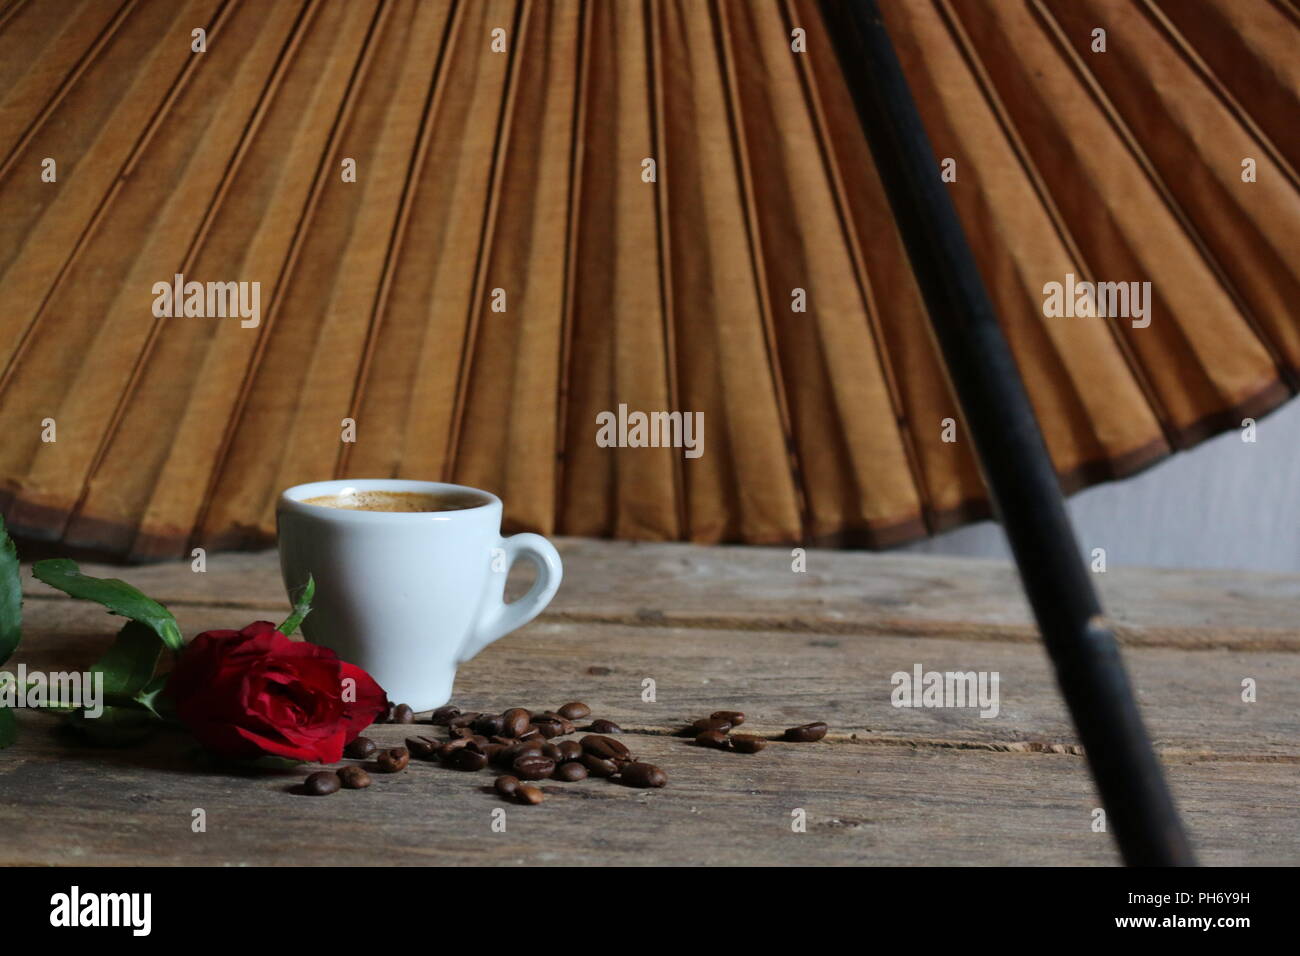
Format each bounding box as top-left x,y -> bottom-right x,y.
166,621 -> 388,764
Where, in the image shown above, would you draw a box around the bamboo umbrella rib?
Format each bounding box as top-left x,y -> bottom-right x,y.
881,0 -> 1146,482
796,0 -> 986,531
787,0 -> 942,536
0,0 -> 134,161
0,0 -> 226,384
714,0 -> 811,543
118,0 -> 363,557
332,0 -> 464,487
331,0 -> 439,482
1139,0 -> 1300,193
189,0 -> 372,555
441,0 -> 531,484
646,0 -> 689,540
1029,0 -> 1250,331
0,0 -> 237,402
1036,0 -> 1300,386
553,0 -> 591,537
952,0 -> 1282,455
0,0 -> 139,179
128,0 -> 387,556
0,0 -> 32,34
1153,0 -> 1300,173
936,0 -> 1176,454
4,0 -> 293,541
451,0 -> 580,533
207,0 -> 446,545
657,0 -> 805,543
63,0 -> 336,555
358,0 -> 519,485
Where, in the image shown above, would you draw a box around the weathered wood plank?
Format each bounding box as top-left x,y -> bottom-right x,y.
1,714 -> 1295,866
10,598 -> 1298,758
6,539 -> 1297,865
20,540 -> 1300,650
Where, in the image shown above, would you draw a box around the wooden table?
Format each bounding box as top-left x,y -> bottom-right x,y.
2,539 -> 1297,865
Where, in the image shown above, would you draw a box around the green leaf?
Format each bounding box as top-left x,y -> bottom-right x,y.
32,558 -> 183,653
91,620 -> 163,699
0,516 -> 21,666
278,574 -> 314,637
68,705 -> 157,747
0,707 -> 15,749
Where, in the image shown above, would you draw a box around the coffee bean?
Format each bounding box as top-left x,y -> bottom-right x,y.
375,747 -> 410,773
516,783 -> 544,805
466,735 -> 491,752
555,761 -> 588,782
495,775 -> 520,798
448,725 -> 475,739
557,740 -> 583,762
783,721 -> 828,742
392,703 -> 415,724
518,726 -> 542,740
338,766 -> 371,789
506,739 -> 545,763
557,701 -> 591,721
513,753 -> 556,780
473,713 -> 505,737
684,716 -> 731,736
711,710 -> 745,726
483,743 -> 508,763
448,712 -> 480,730
731,733 -> 767,753
580,753 -> 618,777
406,736 -> 440,759
587,719 -> 622,734
542,743 -> 563,762
439,737 -> 472,759
695,730 -> 731,750
619,762 -> 667,788
580,734 -> 631,764
587,665 -> 612,676
430,705 -> 462,725
535,711 -> 576,735
532,716 -> 564,738
501,708 -> 531,737
446,748 -> 488,771
301,771 -> 341,796
343,736 -> 377,759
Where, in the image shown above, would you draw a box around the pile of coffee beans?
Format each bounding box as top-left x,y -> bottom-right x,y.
420,701 -> 667,805
296,701 -> 661,802
297,700 -> 829,801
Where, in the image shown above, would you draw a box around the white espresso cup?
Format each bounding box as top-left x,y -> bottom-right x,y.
276,479 -> 562,711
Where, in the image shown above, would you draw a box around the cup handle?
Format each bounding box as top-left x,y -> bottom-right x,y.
460,533 -> 563,664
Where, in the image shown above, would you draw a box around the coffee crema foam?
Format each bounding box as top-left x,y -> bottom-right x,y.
301,490 -> 485,513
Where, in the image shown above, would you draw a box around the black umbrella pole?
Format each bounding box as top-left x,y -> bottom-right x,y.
818,0 -> 1194,866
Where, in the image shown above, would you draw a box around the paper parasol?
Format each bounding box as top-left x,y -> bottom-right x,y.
0,0 -> 1295,561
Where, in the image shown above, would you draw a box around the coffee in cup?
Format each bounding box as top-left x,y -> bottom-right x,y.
301,489 -> 484,513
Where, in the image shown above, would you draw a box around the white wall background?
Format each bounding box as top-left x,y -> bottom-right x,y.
896,397 -> 1300,573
